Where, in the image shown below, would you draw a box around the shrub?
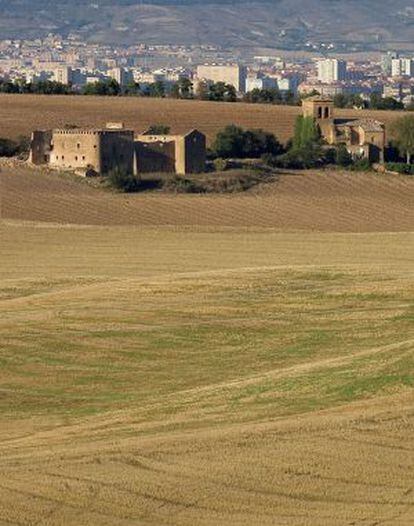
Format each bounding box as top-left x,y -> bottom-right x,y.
0,138 -> 19,157
161,170 -> 271,194
335,145 -> 353,167
146,124 -> 171,135
162,176 -> 204,193
273,144 -> 324,169
107,168 -> 141,192
213,158 -> 229,171
385,163 -> 414,175
261,153 -> 279,168
0,136 -> 31,158
349,158 -> 372,172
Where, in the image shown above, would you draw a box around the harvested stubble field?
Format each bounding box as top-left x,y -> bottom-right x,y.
0,221 -> 413,526
0,105 -> 414,525
0,93 -> 404,144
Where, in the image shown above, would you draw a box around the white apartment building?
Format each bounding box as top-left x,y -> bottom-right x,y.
107,67 -> 134,86
317,59 -> 347,83
53,66 -> 73,85
391,58 -> 414,78
245,76 -> 277,92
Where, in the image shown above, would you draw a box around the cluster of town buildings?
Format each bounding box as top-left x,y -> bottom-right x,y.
299,55 -> 414,106
0,34 -> 413,106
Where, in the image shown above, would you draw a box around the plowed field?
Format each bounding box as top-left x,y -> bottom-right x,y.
0,94 -> 403,144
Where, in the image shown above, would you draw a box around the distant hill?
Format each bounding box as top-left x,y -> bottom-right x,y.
0,0 -> 413,51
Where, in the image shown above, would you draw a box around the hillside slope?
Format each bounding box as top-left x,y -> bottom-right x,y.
1,165 -> 414,231
0,0 -> 412,50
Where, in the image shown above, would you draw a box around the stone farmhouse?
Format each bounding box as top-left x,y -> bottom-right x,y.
30,124 -> 207,176
302,96 -> 386,162
135,129 -> 206,174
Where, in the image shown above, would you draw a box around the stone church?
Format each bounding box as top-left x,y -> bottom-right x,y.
302,96 -> 386,162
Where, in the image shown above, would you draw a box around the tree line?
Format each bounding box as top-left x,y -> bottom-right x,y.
1,77 -> 409,111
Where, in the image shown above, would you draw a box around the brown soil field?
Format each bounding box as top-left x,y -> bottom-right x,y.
0,166 -> 414,232
1,163 -> 414,231
0,94 -> 404,144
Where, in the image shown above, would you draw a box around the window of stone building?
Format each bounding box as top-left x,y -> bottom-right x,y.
324,107 -> 330,119
318,107 -> 322,118
82,156 -> 86,161
75,156 -> 78,161
77,143 -> 80,149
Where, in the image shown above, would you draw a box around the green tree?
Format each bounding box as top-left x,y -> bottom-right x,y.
83,79 -> 121,96
243,88 -> 282,104
292,116 -> 321,149
209,82 -> 227,101
170,83 -> 180,99
177,77 -> 193,99
146,124 -> 171,135
370,93 -> 404,111
212,125 -> 282,158
123,81 -> 141,95
391,115 -> 414,164
223,84 -> 237,102
335,144 -> 353,166
333,94 -> 347,108
147,81 -> 166,98
242,129 -> 283,158
195,80 -> 209,100
213,125 -> 245,157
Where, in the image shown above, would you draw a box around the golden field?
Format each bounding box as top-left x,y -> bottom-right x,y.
0,98 -> 413,525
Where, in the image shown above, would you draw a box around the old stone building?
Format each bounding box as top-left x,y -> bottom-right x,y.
30,124 -> 135,176
135,129 -> 206,175
302,96 -> 386,162
30,125 -> 206,176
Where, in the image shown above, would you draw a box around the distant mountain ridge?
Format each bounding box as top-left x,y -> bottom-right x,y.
0,0 -> 412,51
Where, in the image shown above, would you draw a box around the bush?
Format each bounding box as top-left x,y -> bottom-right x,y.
162,176 -> 204,193
0,136 -> 31,158
385,163 -> 414,175
213,158 -> 229,171
273,145 -> 324,169
108,168 -> 141,192
261,153 -> 279,168
349,158 -> 372,172
161,170 -> 271,194
146,124 -> 171,135
335,145 -> 353,167
0,138 -> 19,157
